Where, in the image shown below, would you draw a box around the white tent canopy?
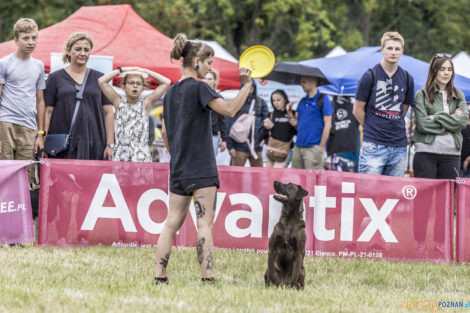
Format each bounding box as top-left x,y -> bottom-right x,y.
195,40 -> 238,63
453,51 -> 470,78
325,46 -> 347,58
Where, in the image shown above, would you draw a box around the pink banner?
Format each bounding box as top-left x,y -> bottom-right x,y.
456,179 -> 470,263
39,159 -> 453,263
312,170 -> 453,263
0,160 -> 34,244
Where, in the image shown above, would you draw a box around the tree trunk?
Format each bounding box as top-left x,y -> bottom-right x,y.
223,21 -> 238,57
360,5 -> 371,46
245,2 -> 262,46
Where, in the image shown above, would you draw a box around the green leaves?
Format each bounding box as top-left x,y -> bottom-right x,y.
1,0 -> 469,63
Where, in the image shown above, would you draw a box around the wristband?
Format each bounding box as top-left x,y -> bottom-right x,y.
37,130 -> 45,135
117,66 -> 122,73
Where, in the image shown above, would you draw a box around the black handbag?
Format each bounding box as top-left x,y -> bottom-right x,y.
44,134 -> 70,156
45,68 -> 90,156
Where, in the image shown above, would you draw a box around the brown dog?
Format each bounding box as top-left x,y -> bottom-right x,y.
265,180 -> 308,290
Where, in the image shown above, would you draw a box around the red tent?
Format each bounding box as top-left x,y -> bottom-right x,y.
0,4 -> 240,90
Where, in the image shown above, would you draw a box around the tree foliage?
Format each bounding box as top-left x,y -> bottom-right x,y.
1,0 -> 469,62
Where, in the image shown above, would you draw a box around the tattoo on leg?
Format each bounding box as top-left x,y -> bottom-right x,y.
195,200 -> 206,219
206,252 -> 213,270
197,237 -> 205,265
159,253 -> 170,270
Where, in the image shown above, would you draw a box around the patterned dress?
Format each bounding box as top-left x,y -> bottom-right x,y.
113,97 -> 151,162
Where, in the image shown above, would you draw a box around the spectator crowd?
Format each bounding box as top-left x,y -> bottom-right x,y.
1,18 -> 470,187
3,17 -> 470,283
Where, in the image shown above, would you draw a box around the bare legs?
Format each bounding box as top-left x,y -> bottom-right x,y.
154,186 -> 217,279
193,186 -> 217,278
154,192 -> 191,278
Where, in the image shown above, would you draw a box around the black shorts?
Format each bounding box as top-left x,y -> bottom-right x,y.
169,176 -> 220,196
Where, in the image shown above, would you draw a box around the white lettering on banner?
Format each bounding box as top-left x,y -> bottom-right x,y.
340,182 -> 355,241
268,195 -> 282,237
356,198 -> 398,243
311,186 -> 337,241
81,174 -> 137,232
0,201 -> 26,213
267,196 -> 306,237
402,185 -> 417,200
188,193 -> 226,230
310,182 -> 398,243
78,174 -> 400,243
136,189 -> 169,234
225,193 -> 263,238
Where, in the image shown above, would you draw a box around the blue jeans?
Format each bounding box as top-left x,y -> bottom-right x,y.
358,141 -> 407,176
212,135 -> 219,156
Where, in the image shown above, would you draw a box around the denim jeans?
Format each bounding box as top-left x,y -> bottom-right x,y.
358,141 -> 407,176
212,135 -> 219,156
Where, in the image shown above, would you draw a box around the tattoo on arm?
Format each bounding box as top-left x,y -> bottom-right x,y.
159,253 -> 170,270
195,200 -> 206,219
197,237 -> 205,265
206,252 -> 213,270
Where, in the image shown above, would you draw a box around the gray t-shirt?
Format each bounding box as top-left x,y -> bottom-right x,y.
0,53 -> 46,130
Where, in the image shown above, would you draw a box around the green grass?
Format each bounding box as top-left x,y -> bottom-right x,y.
1,245 -> 470,313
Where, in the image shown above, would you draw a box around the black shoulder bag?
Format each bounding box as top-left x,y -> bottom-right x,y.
45,68 -> 90,156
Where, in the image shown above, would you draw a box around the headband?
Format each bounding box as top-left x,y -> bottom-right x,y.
181,41 -> 192,58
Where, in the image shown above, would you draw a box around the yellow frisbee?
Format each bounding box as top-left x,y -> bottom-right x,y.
239,45 -> 275,78
150,105 -> 163,119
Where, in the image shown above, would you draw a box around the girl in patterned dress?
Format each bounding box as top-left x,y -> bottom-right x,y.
98,67 -> 171,161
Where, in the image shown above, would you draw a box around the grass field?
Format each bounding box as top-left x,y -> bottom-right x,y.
1,245 -> 470,313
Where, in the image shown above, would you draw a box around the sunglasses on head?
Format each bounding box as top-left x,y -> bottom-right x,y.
434,53 -> 452,58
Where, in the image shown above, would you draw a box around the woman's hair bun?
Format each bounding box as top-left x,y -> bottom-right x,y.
170,33 -> 188,60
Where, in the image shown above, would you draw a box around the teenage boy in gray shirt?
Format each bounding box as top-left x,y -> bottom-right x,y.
0,18 -> 46,185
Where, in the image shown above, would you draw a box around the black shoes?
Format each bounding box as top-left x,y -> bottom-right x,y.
154,276 -> 216,285
154,276 -> 169,284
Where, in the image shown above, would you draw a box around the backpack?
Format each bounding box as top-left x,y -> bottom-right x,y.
300,93 -> 324,113
229,99 -> 258,159
317,93 -> 325,114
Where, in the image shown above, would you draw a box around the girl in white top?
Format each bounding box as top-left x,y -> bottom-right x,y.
98,67 -> 170,161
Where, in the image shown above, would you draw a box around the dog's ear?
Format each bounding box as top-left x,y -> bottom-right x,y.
295,185 -> 308,200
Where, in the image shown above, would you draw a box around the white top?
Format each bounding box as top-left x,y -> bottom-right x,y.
113,97 -> 151,162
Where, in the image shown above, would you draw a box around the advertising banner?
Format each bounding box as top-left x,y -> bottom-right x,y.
312,170 -> 453,263
456,179 -> 470,263
39,159 -> 453,263
38,160 -> 171,247
255,79 -> 304,109
0,160 -> 34,244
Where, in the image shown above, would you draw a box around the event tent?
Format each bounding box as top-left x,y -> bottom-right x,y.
0,4 -> 240,90
325,46 -> 346,58
301,47 -> 470,101
198,40 -> 238,63
453,51 -> 470,79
